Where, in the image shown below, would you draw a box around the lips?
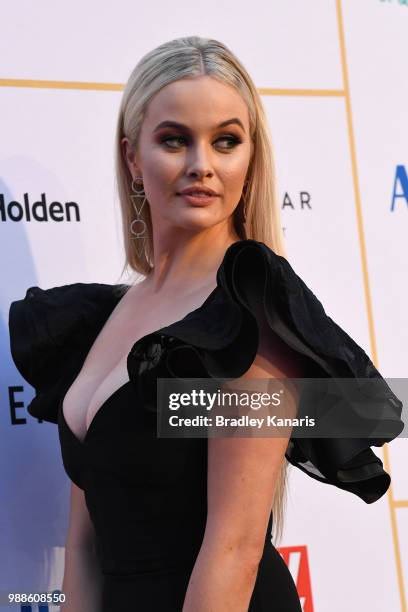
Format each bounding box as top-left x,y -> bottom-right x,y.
177,186 -> 219,197
180,192 -> 214,197
177,191 -> 219,206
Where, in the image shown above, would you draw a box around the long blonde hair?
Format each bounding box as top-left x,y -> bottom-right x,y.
114,35 -> 290,546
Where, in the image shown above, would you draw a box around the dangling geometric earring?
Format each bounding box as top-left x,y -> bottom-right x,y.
129,176 -> 147,258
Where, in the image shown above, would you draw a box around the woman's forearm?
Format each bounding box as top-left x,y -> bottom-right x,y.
182,543 -> 260,612
60,545 -> 104,612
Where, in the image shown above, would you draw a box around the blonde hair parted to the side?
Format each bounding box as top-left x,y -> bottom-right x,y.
114,35 -> 290,546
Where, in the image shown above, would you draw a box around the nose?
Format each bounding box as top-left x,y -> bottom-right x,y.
185,141 -> 214,179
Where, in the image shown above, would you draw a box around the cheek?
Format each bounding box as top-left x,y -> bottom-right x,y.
218,148 -> 251,188
220,164 -> 248,193
145,149 -> 181,187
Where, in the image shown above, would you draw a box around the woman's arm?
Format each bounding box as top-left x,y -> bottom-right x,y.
182,329 -> 302,612
60,483 -> 104,612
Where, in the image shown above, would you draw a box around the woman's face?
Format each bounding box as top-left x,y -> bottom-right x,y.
122,75 -> 253,234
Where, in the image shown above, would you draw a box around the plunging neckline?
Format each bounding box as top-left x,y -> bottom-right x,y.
59,284 -> 221,446
59,379 -> 134,446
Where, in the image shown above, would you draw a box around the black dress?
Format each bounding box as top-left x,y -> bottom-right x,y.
8,239 -> 403,612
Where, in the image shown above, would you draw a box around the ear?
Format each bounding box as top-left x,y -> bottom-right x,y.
121,137 -> 141,177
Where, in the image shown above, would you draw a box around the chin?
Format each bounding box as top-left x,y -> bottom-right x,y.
172,208 -> 220,228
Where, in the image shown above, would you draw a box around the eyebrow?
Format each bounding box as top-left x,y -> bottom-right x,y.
153,117 -> 246,133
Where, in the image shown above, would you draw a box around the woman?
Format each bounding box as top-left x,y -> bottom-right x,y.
8,36 -> 403,611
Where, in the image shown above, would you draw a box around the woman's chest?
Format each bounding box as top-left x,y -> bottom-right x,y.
58,380 -> 208,492
61,311 -> 179,443
61,290 -> 213,445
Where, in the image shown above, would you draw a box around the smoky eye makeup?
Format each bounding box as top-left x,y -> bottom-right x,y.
158,133 -> 243,149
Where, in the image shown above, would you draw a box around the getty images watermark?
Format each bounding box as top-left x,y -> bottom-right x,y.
150,377 -> 407,439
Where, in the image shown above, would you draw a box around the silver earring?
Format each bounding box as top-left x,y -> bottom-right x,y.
130,177 -> 147,258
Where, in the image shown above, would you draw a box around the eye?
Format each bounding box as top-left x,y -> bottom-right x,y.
160,134 -> 242,150
161,136 -> 186,148
216,135 -> 242,149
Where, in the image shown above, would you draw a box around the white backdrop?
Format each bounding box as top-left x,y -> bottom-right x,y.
1,1 -> 407,611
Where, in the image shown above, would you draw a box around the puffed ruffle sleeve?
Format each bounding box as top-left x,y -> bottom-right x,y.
127,239 -> 404,504
8,282 -> 127,424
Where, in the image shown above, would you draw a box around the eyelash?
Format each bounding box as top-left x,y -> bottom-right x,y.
160,134 -> 242,150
